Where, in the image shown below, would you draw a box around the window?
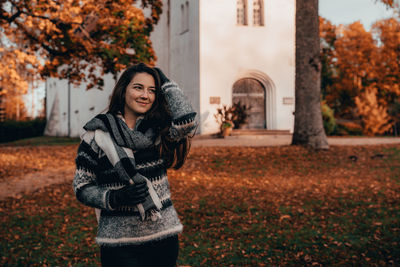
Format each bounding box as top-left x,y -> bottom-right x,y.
185,1 -> 189,30
181,1 -> 189,34
253,0 -> 264,26
237,0 -> 248,26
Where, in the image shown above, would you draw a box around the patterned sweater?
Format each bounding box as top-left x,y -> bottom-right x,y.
73,81 -> 197,246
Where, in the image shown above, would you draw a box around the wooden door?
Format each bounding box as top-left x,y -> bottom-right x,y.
232,78 -> 266,129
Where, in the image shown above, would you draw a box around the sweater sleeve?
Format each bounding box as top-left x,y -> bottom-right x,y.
161,81 -> 198,141
73,131 -> 114,211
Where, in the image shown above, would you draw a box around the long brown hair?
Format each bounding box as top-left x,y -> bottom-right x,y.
108,63 -> 191,169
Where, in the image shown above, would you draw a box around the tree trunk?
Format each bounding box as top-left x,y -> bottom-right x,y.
292,0 -> 329,149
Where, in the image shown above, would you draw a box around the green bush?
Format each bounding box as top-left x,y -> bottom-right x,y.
0,118 -> 46,143
321,102 -> 337,135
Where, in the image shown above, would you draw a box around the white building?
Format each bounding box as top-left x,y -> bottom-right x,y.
45,0 -> 295,137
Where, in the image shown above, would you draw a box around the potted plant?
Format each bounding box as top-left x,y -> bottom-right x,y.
214,105 -> 235,137
221,120 -> 234,137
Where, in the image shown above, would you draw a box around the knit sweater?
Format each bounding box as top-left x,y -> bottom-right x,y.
73,81 -> 197,246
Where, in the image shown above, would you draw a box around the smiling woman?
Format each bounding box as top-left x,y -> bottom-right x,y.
72,63 -> 197,266
123,72 -> 157,129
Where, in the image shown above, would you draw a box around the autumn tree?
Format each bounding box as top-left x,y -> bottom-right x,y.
355,86 -> 393,135
372,18 -> 400,134
0,0 -> 162,119
320,17 -> 400,135
320,17 -> 337,107
379,0 -> 400,13
292,0 -> 329,149
0,45 -> 40,120
331,22 -> 378,118
294,0 -> 398,142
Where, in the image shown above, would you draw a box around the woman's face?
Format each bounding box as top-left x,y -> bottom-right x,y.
124,72 -> 156,118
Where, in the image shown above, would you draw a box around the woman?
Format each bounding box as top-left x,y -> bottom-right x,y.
73,63 -> 197,266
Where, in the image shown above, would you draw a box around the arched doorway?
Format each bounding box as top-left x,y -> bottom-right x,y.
232,78 -> 266,129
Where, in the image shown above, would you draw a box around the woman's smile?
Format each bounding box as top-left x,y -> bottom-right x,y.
136,100 -> 150,106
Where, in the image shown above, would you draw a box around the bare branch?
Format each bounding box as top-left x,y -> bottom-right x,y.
14,20 -> 69,57
0,9 -> 21,23
0,1 -> 22,24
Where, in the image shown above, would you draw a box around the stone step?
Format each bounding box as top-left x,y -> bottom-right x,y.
231,129 -> 291,136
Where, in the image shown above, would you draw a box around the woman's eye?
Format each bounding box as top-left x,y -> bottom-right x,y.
133,85 -> 143,90
149,89 -> 156,94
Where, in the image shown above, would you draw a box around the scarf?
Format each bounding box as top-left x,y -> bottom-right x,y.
83,113 -> 162,221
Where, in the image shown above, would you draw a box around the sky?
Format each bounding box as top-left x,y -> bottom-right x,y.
319,0 -> 397,30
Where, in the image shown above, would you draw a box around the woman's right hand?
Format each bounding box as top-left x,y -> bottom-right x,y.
154,67 -> 170,85
109,181 -> 149,208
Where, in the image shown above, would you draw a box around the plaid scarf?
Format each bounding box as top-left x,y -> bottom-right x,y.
83,113 -> 162,221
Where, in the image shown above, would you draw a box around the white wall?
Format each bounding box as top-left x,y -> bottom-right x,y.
151,0 -> 200,129
69,75 -> 115,137
45,74 -> 115,137
45,78 -> 69,136
150,0 -> 170,75
199,0 -> 295,134
168,0 -> 200,122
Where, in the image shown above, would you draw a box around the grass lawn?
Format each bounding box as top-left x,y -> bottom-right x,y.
0,144 -> 399,266
0,136 -> 80,147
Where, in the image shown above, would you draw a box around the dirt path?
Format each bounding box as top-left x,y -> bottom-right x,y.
0,167 -> 75,200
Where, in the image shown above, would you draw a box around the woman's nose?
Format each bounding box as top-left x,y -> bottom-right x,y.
140,89 -> 150,98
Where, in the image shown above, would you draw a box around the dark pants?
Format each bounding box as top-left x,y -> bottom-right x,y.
100,235 -> 179,267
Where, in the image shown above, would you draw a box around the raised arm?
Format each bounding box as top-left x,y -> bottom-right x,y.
155,68 -> 198,141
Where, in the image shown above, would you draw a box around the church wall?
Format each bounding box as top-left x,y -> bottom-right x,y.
199,0 -> 295,134
148,0 -> 170,75
167,0 -> 200,125
45,78 -> 69,136
68,75 -> 115,137
45,74 -> 115,137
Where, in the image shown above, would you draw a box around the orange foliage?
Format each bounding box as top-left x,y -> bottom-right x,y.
379,0 -> 396,8
333,22 -> 377,113
355,86 -> 393,135
0,48 -> 39,120
0,0 -> 163,93
320,16 -> 400,135
372,18 -> 400,97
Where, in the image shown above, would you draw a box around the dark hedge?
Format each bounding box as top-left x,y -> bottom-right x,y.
0,118 -> 46,143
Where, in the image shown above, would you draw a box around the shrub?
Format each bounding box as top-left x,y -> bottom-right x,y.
0,118 -> 47,143
321,102 -> 337,135
336,121 -> 363,136
355,87 -> 393,136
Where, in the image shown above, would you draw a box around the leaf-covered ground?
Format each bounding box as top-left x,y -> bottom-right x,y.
1,144 -> 399,266
0,146 -> 77,183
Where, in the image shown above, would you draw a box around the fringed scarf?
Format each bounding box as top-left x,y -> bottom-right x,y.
83,113 -> 162,221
